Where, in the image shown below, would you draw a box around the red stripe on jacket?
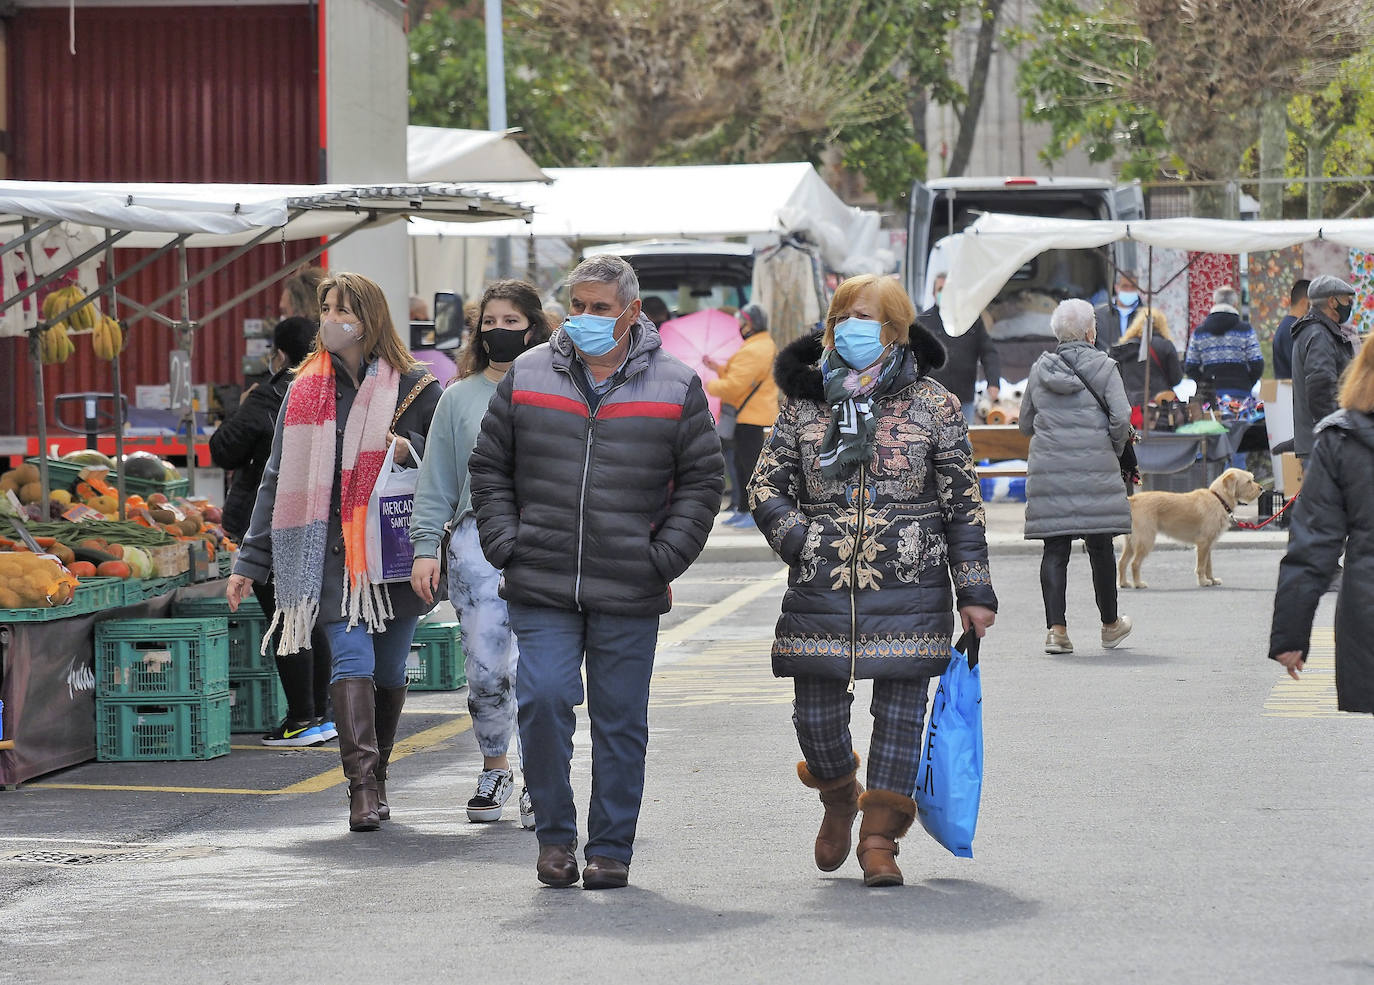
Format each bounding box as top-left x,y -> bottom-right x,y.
512,390 -> 589,417
597,401 -> 684,421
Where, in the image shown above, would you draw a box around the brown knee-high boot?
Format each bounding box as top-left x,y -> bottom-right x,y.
797,754 -> 862,872
855,789 -> 917,887
373,684 -> 407,822
331,678 -> 381,832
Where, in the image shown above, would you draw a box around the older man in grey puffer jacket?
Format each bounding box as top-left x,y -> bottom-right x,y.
1020,298 -> 1135,655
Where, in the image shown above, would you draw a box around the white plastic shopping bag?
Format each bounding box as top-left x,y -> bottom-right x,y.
365,442 -> 420,583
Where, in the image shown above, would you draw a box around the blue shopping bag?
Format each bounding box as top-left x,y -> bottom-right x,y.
914,630 -> 983,858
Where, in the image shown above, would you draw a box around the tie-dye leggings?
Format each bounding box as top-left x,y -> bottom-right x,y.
447,517 -> 522,762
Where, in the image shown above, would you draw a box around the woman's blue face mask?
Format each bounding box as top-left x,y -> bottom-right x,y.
563,302 -> 631,356
833,317 -> 888,369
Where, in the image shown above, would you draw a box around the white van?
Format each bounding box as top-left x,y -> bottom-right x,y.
906,177 -> 1145,378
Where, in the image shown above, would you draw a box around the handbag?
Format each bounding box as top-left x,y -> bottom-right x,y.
716,378 -> 763,442
1065,359 -> 1140,490
914,630 -> 983,859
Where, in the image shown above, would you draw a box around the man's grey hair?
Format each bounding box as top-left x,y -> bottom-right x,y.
1212,285 -> 1240,308
567,255 -> 640,306
1050,298 -> 1096,342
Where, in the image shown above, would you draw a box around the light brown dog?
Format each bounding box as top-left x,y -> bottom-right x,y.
1118,467 -> 1265,588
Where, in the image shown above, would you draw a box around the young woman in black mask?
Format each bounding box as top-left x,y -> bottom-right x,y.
410,280 -> 551,828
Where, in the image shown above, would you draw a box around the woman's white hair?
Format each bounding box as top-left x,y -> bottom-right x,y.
1050,298 -> 1096,343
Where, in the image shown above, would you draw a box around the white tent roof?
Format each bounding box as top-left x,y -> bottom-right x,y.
406,162 -> 890,274
407,126 -> 551,184
940,212 -> 1374,337
0,180 -> 533,249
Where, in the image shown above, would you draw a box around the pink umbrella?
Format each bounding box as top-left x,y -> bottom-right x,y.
657,309 -> 743,421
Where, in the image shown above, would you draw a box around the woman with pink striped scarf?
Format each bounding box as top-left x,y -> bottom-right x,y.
228,272 -> 441,832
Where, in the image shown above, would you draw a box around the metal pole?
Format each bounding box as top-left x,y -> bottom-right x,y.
177,242 -> 197,497
486,0 -> 511,278
105,230 -> 128,520
19,219 -> 51,506
1141,245 -> 1154,443
0,219 -> 61,261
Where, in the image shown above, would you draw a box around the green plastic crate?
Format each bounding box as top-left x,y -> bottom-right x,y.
73,576 -> 125,611
26,457 -> 189,499
96,693 -> 231,761
217,552 -> 235,578
407,621 -> 466,691
0,596 -> 91,622
121,571 -> 191,603
228,674 -> 288,733
172,596 -> 270,674
95,617 -> 229,698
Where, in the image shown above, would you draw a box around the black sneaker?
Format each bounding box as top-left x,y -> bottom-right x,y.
261,718 -> 324,747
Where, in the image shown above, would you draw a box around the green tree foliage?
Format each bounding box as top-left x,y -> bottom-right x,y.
407,4 -> 602,167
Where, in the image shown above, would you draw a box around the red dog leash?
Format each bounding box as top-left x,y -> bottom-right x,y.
1235,492 -> 1299,531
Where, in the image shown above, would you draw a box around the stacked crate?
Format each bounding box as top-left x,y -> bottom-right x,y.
94,617 -> 231,761
407,621 -> 467,691
172,596 -> 286,733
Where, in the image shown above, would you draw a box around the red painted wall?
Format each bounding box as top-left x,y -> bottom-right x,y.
3,4 -> 321,437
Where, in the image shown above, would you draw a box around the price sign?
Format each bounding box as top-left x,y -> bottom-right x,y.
169,349 -> 193,418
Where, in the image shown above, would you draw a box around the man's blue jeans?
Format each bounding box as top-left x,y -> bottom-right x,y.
507,602 -> 660,864
324,616 -> 419,688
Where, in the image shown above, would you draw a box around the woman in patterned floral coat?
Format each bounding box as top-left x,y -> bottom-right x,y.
750,273 -> 998,887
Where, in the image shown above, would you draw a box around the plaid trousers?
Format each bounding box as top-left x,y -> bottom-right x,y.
792,675 -> 932,795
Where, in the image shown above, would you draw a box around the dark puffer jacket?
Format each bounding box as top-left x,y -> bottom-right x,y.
750,326 -> 998,684
468,315 -> 723,616
1290,310 -> 1355,457
234,356 -> 441,625
209,368 -> 291,541
1269,410 -> 1374,712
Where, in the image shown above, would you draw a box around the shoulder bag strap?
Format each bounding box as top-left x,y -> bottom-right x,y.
1064,358 -> 1114,424
392,372 -> 437,431
734,378 -> 764,413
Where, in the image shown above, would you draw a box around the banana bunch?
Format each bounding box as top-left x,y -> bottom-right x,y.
92,315 -> 124,361
40,285 -> 97,331
38,323 -> 75,364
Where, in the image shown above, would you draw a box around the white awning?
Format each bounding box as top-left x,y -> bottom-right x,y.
407,126 -> 551,184
940,212 -> 1374,337
0,180 -> 533,248
406,162 -> 891,274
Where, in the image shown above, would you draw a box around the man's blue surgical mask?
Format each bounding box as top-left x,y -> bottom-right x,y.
833,317 -> 888,369
563,302 -> 631,357
1116,290 -> 1140,308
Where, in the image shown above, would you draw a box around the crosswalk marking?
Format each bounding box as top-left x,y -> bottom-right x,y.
650,637 -> 789,708
1263,629 -> 1355,719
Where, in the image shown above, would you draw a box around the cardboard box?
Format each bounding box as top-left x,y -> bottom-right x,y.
135,383 -> 210,410
1279,452 -> 1303,496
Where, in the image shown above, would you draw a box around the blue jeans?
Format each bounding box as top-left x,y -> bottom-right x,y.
507,602 -> 660,864
325,616 -> 420,688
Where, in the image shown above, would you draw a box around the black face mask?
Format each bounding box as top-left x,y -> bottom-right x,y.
1335,300 -> 1354,324
480,328 -> 532,364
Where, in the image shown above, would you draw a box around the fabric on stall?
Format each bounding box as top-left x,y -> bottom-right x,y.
1303,238 -> 1350,284
751,243 -> 823,347
1138,247 -> 1189,353
1187,253 -> 1239,333
1349,249 -> 1374,339
1248,246 -> 1306,344
0,250 -> 37,338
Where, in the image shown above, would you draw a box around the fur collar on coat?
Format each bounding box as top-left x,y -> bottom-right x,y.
773,322 -> 948,402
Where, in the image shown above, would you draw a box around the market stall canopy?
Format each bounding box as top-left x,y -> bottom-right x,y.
940,212 -> 1374,337
407,126 -> 551,184
405,162 -> 890,274
0,180 -> 533,249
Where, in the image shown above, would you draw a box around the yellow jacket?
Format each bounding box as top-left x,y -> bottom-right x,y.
706,331 -> 779,427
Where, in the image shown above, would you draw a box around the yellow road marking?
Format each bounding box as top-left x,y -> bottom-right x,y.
36,715 -> 473,797
658,568 -> 786,648
650,637 -> 788,708
1263,629 -> 1354,719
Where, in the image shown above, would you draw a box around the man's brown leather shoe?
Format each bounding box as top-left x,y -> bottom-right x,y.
536,844 -> 579,888
581,855 -> 629,890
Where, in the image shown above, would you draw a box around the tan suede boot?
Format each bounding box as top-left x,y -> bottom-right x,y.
797,755 -> 862,872
855,789 -> 918,887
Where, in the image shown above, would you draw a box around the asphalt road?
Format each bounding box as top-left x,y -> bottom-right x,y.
1,545 -> 1370,985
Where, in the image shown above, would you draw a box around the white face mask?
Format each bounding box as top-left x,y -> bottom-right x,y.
321,319 -> 361,353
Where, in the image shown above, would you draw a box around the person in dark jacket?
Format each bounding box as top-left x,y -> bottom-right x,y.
1094,270 -> 1143,353
228,272 -> 442,832
925,272 -> 1001,422
1271,278 -> 1309,380
1269,338 -> 1374,713
1021,298 -> 1134,656
1291,274 -> 1358,459
468,255 -> 723,890
1184,285 -> 1264,400
209,316 -> 334,748
751,273 -> 998,888
1108,306 -> 1184,408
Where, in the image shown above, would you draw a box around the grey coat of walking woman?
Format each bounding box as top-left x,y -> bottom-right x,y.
1020,298 -> 1134,654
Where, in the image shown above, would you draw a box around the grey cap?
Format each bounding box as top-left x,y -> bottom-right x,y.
1308,274 -> 1356,300
740,303 -> 768,333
